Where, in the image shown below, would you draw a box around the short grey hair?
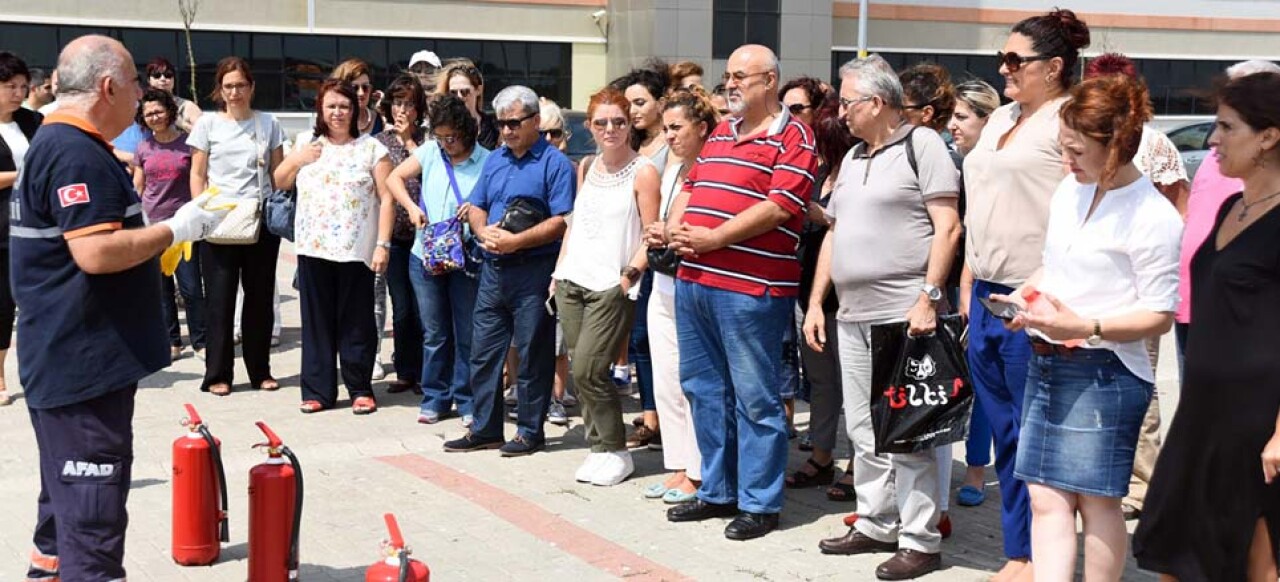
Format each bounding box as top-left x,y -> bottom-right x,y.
493,85 -> 540,116
838,54 -> 904,110
56,35 -> 129,101
1227,59 -> 1280,79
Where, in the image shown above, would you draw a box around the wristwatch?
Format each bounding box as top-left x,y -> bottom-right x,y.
376,240 -> 392,250
921,283 -> 943,303
621,266 -> 641,282
1086,319 -> 1104,346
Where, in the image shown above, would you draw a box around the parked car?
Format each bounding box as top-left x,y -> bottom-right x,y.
1164,119 -> 1214,180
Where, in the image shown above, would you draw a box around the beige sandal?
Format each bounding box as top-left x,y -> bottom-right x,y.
0,391 -> 12,406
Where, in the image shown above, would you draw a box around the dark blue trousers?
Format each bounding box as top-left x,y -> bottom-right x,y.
28,386 -> 137,582
966,280 -> 1032,559
629,271 -> 655,411
469,254 -> 557,443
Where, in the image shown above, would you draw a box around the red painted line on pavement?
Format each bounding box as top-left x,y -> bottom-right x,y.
379,454 -> 693,581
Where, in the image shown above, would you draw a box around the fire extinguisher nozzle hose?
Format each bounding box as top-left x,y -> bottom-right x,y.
198,425 -> 231,544
282,445 -> 304,573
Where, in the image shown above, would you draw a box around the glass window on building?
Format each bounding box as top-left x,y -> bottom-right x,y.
713,0 -> 781,59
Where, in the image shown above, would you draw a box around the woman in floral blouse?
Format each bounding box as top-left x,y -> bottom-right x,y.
374,75 -> 428,394
274,79 -> 394,415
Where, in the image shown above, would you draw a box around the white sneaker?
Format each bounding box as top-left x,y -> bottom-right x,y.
371,356 -> 386,381
503,385 -> 518,406
575,453 -> 605,483
590,450 -> 635,487
547,400 -> 569,426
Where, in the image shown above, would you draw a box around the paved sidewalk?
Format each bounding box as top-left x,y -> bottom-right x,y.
0,245 -> 1165,580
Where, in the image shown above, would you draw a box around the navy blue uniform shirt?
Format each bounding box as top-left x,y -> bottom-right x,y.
11,113 -> 169,409
469,138 -> 576,257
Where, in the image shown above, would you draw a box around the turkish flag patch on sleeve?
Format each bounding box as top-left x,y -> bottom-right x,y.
57,183 -> 91,208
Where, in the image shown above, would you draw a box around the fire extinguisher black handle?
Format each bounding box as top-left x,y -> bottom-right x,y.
198,425 -> 230,544
282,445 -> 304,574
399,548 -> 410,582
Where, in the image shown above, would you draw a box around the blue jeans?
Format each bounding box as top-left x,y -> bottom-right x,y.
629,271 -> 655,411
409,257 -> 478,417
387,241 -> 423,383
967,280 -> 1032,559
162,241 -> 206,349
469,254 -> 557,443
676,279 -> 791,514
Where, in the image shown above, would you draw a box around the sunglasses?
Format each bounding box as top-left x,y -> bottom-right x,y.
540,128 -> 564,139
495,112 -> 536,131
451,88 -> 473,99
591,117 -> 629,130
997,51 -> 1053,73
352,83 -> 373,94
787,103 -> 812,115
150,71 -> 175,79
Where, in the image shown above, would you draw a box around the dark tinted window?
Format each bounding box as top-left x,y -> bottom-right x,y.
713,0 -> 781,59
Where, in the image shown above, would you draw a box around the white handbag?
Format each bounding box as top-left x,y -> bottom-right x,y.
206,113 -> 267,245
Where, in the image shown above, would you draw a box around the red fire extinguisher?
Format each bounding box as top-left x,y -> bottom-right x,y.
248,421 -> 303,581
172,403 -> 229,565
365,513 -> 430,582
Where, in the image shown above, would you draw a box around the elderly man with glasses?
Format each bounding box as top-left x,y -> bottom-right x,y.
442,85 -> 576,457
653,44 -> 818,541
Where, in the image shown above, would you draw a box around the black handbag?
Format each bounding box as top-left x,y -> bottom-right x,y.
498,196 -> 548,234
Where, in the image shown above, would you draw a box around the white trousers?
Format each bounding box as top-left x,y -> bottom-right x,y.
648,288 -> 701,480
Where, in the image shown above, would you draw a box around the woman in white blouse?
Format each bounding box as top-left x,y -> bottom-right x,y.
551,87 -> 660,487
991,75 -> 1182,581
274,80 -> 394,416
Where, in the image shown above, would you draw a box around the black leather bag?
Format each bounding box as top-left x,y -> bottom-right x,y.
498,196 -> 548,234
646,246 -> 681,277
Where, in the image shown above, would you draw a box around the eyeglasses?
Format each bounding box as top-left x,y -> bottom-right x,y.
495,112 -> 536,131
591,117 -> 629,130
997,51 -> 1054,73
451,88 -> 473,99
221,82 -> 251,93
142,110 -> 169,119
839,95 -> 874,109
540,128 -> 564,140
787,103 -> 812,115
721,70 -> 770,85
0,82 -> 28,94
150,71 -> 175,79
352,83 -> 373,94
433,133 -> 460,145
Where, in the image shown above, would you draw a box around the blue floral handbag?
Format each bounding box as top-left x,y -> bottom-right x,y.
421,148 -> 469,275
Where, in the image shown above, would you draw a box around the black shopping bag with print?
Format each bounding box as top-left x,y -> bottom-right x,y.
869,314 -> 974,455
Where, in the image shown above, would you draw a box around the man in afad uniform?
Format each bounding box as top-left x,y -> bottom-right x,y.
14,35 -> 228,581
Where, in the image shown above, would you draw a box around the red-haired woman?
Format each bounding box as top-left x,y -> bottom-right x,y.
551,87 -> 660,486
990,74 -> 1182,580
1135,72 -> 1280,582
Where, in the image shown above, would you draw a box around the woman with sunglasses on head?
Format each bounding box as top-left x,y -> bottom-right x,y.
553,86 -> 660,486
961,9 -> 1091,581
641,86 -> 719,502
1135,71 -> 1280,582
373,74 -> 429,396
437,60 -> 498,150
386,94 -> 490,426
133,88 -> 206,363
145,57 -> 201,132
946,78 -> 1001,511
538,97 -> 571,154
276,80 -> 395,415
188,57 -> 287,397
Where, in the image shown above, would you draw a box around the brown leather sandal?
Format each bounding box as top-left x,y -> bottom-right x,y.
785,458 -> 835,488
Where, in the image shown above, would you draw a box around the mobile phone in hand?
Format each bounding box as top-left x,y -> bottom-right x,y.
978,296 -> 1023,321
544,295 -> 558,317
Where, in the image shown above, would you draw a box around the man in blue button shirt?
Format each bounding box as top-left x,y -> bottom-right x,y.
443,85 -> 576,457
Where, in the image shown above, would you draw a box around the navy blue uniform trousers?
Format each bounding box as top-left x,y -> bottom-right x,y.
27,386 -> 137,581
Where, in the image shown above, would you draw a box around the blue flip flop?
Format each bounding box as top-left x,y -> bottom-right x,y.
957,485 -> 987,507
662,488 -> 698,504
643,483 -> 669,499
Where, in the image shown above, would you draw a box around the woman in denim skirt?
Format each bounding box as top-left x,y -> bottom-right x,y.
989,75 -> 1182,580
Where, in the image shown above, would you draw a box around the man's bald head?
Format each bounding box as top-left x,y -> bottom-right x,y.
56,35 -> 133,101
728,45 -> 780,81
723,44 -> 781,117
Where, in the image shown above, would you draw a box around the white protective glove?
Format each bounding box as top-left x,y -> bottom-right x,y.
163,193 -> 232,243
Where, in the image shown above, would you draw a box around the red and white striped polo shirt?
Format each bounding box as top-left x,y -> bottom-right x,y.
676,107 -> 818,297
